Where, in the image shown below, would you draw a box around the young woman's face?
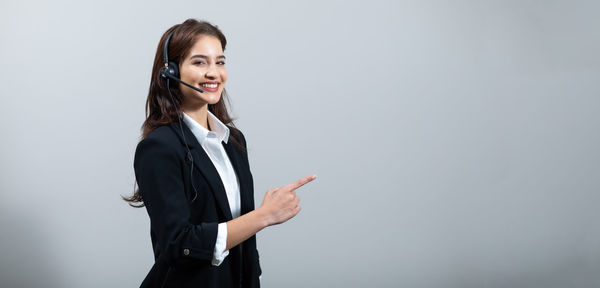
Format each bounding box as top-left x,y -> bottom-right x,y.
178,35 -> 227,107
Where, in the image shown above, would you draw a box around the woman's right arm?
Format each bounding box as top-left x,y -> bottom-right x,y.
225,174 -> 317,250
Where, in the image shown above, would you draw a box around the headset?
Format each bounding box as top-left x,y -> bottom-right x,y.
161,29 -> 203,203
160,31 -> 205,94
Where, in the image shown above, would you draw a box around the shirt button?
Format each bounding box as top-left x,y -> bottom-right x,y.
183,249 -> 190,256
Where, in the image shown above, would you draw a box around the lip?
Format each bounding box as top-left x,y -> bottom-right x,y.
199,82 -> 220,93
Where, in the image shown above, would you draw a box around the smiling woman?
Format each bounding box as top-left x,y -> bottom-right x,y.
137,19 -> 234,140
122,19 -> 316,288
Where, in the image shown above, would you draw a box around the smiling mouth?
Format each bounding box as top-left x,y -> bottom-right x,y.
200,83 -> 219,88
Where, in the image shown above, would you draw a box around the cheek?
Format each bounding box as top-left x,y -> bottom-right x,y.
179,67 -> 192,81
221,70 -> 228,83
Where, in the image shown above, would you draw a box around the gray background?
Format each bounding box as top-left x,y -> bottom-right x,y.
1,0 -> 599,287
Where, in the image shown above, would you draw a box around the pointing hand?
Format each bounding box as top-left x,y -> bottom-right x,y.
259,174 -> 317,226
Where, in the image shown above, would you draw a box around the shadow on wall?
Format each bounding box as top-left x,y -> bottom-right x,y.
0,203 -> 63,288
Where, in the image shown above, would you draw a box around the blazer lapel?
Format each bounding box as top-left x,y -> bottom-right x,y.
222,139 -> 252,214
170,122 -> 233,221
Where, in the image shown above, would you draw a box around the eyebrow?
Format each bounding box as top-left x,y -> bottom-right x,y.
190,54 -> 226,59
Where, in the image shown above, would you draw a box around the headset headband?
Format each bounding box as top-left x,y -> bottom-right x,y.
164,30 -> 175,65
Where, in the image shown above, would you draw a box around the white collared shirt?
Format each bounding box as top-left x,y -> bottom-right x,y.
182,111 -> 239,266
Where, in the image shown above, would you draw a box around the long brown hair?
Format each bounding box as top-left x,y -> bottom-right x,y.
123,19 -> 243,207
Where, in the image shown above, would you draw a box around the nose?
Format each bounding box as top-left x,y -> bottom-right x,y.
205,64 -> 218,79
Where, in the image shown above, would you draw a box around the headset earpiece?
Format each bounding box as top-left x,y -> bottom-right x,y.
160,61 -> 179,80
167,61 -> 179,78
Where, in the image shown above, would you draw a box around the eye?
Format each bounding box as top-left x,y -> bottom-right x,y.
217,61 -> 226,65
193,61 -> 205,65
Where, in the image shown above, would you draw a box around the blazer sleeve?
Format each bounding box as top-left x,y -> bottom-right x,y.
134,136 -> 218,266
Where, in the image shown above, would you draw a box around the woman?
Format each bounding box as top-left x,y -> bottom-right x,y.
124,19 -> 316,288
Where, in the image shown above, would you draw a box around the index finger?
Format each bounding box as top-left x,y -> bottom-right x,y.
285,174 -> 317,191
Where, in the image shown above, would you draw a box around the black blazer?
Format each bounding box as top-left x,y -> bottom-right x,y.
134,121 -> 261,288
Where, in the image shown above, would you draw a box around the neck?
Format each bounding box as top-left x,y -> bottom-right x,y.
182,103 -> 210,131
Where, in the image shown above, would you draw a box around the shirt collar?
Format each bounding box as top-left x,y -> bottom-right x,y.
182,110 -> 230,145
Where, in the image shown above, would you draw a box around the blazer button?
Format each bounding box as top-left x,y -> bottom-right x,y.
183,248 -> 190,256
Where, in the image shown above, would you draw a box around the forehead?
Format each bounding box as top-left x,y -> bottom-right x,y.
186,35 -> 224,57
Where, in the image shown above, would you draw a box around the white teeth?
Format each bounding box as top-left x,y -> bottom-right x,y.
201,83 -> 218,88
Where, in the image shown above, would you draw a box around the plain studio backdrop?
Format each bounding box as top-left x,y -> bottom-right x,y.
1,0 -> 599,287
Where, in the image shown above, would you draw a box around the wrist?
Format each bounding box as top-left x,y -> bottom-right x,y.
254,207 -> 272,228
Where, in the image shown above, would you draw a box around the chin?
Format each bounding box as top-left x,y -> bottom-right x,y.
205,94 -> 222,105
